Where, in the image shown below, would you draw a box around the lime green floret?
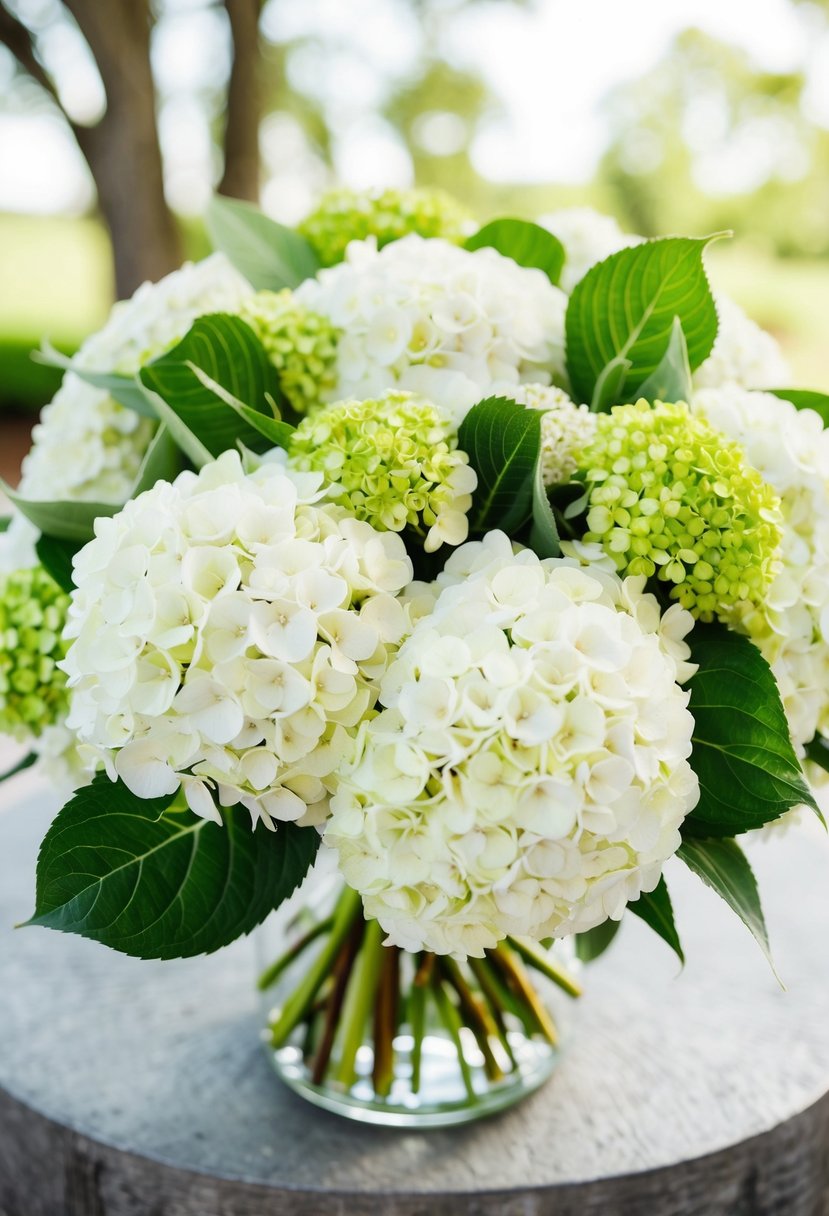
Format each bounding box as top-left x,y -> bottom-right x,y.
239,290 -> 340,415
577,399 -> 783,623
0,565 -> 70,738
288,391 -> 475,548
299,187 -> 470,266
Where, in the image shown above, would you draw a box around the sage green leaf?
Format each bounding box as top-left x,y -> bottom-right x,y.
35,535 -> 78,594
25,776 -> 321,959
465,218 -> 565,287
634,316 -> 693,405
457,396 -> 543,535
35,339 -> 158,418
769,388 -> 829,427
566,236 -> 720,406
1,484 -> 116,542
575,918 -> 620,963
678,837 -> 777,977
628,877 -> 684,965
529,454 -> 560,558
206,195 -> 319,291
683,624 -> 818,837
140,313 -> 282,462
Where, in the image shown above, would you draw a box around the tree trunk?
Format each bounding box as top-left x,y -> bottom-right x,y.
218,0 -> 262,203
64,0 -> 181,299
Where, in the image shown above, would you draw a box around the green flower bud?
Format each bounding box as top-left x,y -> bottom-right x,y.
576,399 -> 783,623
239,289 -> 340,415
299,187 -> 471,267
0,565 -> 70,739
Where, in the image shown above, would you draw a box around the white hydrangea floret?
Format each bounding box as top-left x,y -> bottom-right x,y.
62,450 -> 413,830
694,295 -> 789,391
694,385 -> 829,756
325,530 -> 699,957
492,382 -> 597,486
539,207 -> 642,293
294,234 -> 568,424
19,254 -> 253,504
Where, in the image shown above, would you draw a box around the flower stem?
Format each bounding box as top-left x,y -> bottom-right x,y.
310,916 -> 364,1085
408,977 -> 427,1095
257,914 -> 335,992
467,956 -> 518,1069
438,958 -> 504,1082
506,935 -> 583,998
335,918 -> 386,1087
490,944 -> 560,1047
431,971 -> 477,1103
372,945 -> 399,1098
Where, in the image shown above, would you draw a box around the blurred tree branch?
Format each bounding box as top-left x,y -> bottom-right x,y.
219,0 -> 262,202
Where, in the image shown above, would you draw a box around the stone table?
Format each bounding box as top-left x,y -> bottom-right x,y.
1,770 -> 829,1216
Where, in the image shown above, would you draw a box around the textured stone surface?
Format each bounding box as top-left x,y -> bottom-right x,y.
1,769 -> 829,1214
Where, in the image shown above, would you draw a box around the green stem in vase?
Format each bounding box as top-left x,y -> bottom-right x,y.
408,975 -> 427,1095
506,935 -> 583,998
489,944 -> 560,1047
431,970 -> 477,1103
335,918 -> 386,1087
310,915 -> 365,1085
257,914 -> 335,992
372,944 -> 399,1098
467,956 -> 519,1069
438,957 -> 504,1082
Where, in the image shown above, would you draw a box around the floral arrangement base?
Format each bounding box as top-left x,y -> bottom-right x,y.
258,881 -> 580,1128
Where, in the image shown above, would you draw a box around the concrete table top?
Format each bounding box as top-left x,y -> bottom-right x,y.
1,767 -> 829,1215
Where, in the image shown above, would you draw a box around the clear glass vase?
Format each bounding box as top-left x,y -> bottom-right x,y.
256,860 -> 582,1128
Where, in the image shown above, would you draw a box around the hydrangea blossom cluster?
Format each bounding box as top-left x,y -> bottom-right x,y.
19,254 -> 253,505
62,450 -> 413,829
288,391 -> 477,552
325,531 -> 699,956
299,186 -> 470,267
494,382 -> 597,486
0,565 -> 70,739
573,400 -> 783,623
239,289 -> 340,415
294,235 -> 568,423
539,207 -> 641,293
694,295 -> 790,391
695,386 -> 829,754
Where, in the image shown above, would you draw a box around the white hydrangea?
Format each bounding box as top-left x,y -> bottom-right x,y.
493,382 -> 597,486
62,450 -> 413,830
694,295 -> 789,391
539,207 -> 642,293
19,254 -> 253,505
325,531 -> 699,957
294,235 -> 568,424
694,386 -> 829,755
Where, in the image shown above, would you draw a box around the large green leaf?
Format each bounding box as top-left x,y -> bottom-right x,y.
205,195 -> 319,291
36,340 -> 157,418
457,396 -> 542,535
628,877 -> 684,964
769,388 -> 829,427
635,316 -> 693,405
465,218 -> 565,287
683,624 -> 818,837
25,776 -> 321,959
35,535 -> 78,594
529,453 -> 560,558
574,918 -> 620,963
565,237 -> 720,408
140,313 -> 282,463
678,837 -> 776,975
804,733 -> 829,775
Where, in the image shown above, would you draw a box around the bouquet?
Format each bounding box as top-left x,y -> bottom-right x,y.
4,186 -> 827,1123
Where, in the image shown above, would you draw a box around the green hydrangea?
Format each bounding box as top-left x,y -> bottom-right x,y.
288,391 -> 478,552
0,565 -> 70,738
298,187 -> 471,267
576,399 -> 783,622
239,290 -> 340,415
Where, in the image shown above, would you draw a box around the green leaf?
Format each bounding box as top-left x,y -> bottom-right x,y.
635,316 -> 693,405
590,353 -> 632,413
565,236 -> 721,407
140,313 -> 282,463
457,396 -> 542,535
768,388 -> 829,427
529,453 -> 560,557
186,364 -> 295,451
804,733 -> 829,776
25,776 -> 321,959
0,751 -> 37,783
465,218 -> 565,287
0,517 -> 11,533
628,877 -> 684,964
205,195 -> 319,291
683,623 -> 818,837
574,918 -> 620,963
35,534 -> 78,594
35,340 -> 158,418
678,837 -> 777,977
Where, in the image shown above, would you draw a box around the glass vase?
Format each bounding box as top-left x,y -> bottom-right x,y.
256,860 -> 582,1128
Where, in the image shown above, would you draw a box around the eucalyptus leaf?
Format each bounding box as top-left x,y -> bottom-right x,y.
634,316 -> 693,405
566,236 -> 721,407
140,313 -> 282,462
529,454 -> 560,558
25,776 -> 321,959
465,218 -> 565,287
206,195 -> 319,291
768,388 -> 829,427
678,837 -> 777,977
628,877 -> 684,964
683,624 -> 818,837
457,396 -> 542,535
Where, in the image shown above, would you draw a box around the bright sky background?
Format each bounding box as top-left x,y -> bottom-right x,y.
1,0 -> 827,215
